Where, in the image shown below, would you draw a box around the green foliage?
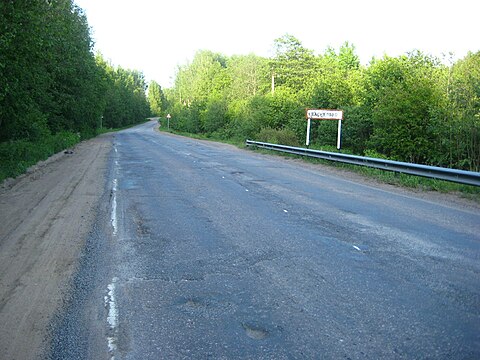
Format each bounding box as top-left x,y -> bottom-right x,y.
0,0 -> 107,141
337,42 -> 361,71
256,128 -> 299,146
148,81 -> 167,116
170,102 -> 202,134
227,54 -> 270,99
342,105 -> 373,154
230,96 -> 271,139
446,52 -> 480,170
0,1 -> 149,180
201,97 -> 229,134
174,50 -> 229,105
90,56 -> 150,129
365,53 -> 443,163
271,34 -> 318,92
163,34 -> 479,173
0,131 -> 80,181
0,0 -> 51,140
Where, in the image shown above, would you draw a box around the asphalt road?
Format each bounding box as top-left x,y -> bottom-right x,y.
49,121 -> 480,359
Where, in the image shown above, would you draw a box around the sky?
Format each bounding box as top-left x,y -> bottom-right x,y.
74,0 -> 479,88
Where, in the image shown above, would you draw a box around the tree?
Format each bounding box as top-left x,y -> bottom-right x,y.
97,56 -> 150,129
148,81 -> 166,116
200,96 -> 229,134
337,42 -> 360,71
271,34 -> 317,92
0,0 -> 53,140
447,51 -> 480,170
171,50 -> 230,133
163,35 -> 478,171
0,0 -> 151,181
227,54 -> 269,100
0,0 -> 104,140
174,50 -> 229,105
365,52 -> 443,163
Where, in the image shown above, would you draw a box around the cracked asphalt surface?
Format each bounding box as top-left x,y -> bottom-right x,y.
48,121 -> 479,359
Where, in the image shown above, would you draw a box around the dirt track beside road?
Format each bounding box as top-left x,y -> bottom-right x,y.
0,134 -> 112,360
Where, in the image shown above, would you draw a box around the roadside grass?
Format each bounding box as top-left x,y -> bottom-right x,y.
253,147 -> 480,200
0,121 -> 147,183
0,132 -> 80,182
159,127 -> 480,200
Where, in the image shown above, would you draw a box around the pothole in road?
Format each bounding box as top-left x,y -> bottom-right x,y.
185,298 -> 204,308
176,295 -> 237,317
242,323 -> 269,340
180,273 -> 205,282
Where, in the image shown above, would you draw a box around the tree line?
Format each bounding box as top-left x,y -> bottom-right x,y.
0,0 -> 149,179
156,35 -> 479,171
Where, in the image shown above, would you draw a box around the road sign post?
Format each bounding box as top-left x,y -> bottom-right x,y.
305,109 -> 343,149
166,113 -> 171,129
337,119 -> 342,150
306,118 -> 311,147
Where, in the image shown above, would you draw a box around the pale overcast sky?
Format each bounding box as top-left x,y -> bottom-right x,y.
74,0 -> 479,88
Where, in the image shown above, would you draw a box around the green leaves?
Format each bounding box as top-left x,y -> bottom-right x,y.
148,81 -> 167,116
365,53 -> 443,163
271,34 -> 317,92
0,0 -> 150,180
98,60 -> 150,129
0,0 -> 104,140
227,54 -> 269,99
445,52 -> 480,170
163,35 -> 478,171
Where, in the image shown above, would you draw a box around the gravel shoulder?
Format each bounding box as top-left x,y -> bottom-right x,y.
0,134 -> 112,360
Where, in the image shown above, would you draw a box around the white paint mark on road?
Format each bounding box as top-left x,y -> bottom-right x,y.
105,277 -> 119,358
111,179 -> 118,236
106,279 -> 118,328
107,338 -> 116,360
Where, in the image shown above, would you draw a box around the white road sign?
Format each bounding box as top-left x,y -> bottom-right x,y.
306,109 -> 343,120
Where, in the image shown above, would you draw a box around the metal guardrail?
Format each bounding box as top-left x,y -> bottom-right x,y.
245,140 -> 480,187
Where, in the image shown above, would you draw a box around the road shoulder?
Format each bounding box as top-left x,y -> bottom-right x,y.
0,133 -> 113,360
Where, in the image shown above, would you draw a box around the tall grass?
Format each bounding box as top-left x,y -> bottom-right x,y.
0,131 -> 80,182
0,121 -> 150,183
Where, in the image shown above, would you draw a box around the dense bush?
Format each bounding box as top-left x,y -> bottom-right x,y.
256,128 -> 299,146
